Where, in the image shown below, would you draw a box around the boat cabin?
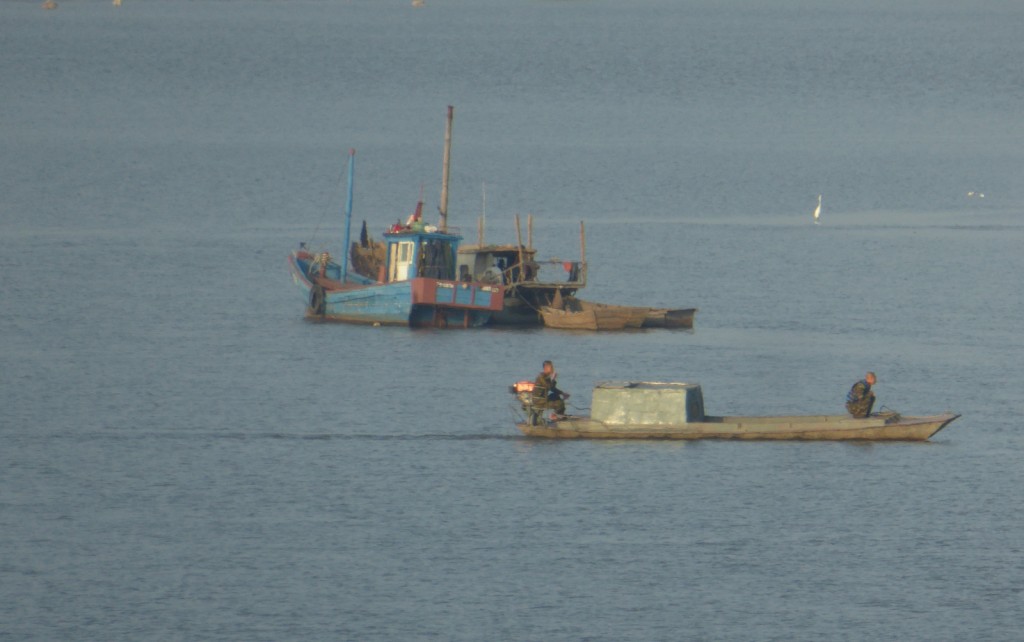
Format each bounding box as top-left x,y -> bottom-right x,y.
457,244 -> 586,288
383,230 -> 460,283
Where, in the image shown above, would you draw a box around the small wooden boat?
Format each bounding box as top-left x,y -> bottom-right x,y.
642,307 -> 697,329
539,305 -> 634,331
513,381 -> 959,441
571,298 -> 697,329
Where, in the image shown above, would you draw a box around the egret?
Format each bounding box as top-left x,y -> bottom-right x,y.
813,194 -> 822,224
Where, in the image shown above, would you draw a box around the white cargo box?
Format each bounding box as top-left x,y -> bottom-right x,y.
591,382 -> 705,425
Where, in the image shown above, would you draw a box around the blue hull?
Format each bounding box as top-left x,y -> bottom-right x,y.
321,280 -> 416,325
288,253 -> 497,328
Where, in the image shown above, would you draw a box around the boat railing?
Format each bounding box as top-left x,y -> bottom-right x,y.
385,225 -> 463,237
503,259 -> 587,288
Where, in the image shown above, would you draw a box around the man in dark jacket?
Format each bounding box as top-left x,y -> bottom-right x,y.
533,360 -> 570,417
846,371 -> 877,418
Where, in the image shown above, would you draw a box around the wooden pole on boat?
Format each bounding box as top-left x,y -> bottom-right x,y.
439,105 -> 454,232
580,219 -> 586,263
341,149 -> 356,283
514,213 -> 525,278
477,181 -> 486,246
527,213 -> 533,250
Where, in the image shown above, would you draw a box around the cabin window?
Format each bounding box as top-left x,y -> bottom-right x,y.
417,239 -> 454,280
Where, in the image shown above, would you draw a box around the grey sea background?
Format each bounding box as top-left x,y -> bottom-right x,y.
3,1 -> 1024,640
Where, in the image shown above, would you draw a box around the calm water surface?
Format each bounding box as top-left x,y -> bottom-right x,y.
2,1 -> 1023,640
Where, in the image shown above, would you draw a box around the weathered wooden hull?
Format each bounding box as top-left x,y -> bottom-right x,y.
642,307 -> 697,329
575,300 -> 648,328
289,252 -> 502,328
539,306 -> 632,331
570,299 -> 697,329
516,413 -> 960,441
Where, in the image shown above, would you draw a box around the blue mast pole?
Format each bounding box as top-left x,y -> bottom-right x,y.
341,148 -> 355,283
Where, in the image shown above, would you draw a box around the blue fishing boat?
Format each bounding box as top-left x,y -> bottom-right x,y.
287,108 -> 503,328
288,227 -> 503,327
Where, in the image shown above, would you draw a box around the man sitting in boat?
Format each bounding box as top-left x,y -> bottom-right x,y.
533,360 -> 570,418
846,371 -> 877,418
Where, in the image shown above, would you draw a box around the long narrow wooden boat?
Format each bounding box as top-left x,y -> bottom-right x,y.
512,381 -> 959,441
572,298 -> 697,329
539,306 -> 632,331
517,413 -> 960,440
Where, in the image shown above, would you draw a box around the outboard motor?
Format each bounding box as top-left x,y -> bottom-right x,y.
509,380 -> 544,425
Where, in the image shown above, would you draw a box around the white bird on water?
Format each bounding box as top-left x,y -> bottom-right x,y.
813,194 -> 822,224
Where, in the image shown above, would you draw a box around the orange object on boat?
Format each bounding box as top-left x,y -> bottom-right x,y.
512,380 -> 535,393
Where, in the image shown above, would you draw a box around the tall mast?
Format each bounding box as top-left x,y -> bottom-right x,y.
477,181 -> 486,246
341,148 -> 355,283
439,105 -> 454,232
580,220 -> 586,266
514,213 -> 525,280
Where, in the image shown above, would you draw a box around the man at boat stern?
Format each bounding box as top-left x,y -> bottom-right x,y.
846,371 -> 877,418
533,360 -> 570,418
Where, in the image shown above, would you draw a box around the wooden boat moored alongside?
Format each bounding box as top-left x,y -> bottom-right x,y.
512,381 -> 959,441
540,298 -> 698,331
539,305 -> 632,331
572,299 -> 648,328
